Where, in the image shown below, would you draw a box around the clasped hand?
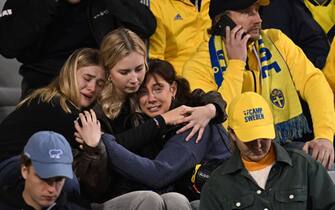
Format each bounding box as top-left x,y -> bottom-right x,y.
74,109 -> 101,148
161,104 -> 216,143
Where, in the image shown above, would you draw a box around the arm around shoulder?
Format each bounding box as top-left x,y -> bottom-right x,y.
323,39 -> 335,93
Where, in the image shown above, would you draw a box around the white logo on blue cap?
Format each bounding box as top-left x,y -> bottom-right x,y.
49,149 -> 63,159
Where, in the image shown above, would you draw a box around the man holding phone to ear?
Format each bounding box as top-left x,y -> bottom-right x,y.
183,0 -> 335,170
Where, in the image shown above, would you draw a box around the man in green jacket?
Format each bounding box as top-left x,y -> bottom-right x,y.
200,92 -> 335,210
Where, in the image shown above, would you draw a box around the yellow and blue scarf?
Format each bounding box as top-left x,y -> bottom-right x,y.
209,32 -> 311,143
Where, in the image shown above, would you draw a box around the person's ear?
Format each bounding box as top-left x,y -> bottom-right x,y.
21,165 -> 28,179
228,127 -> 237,142
170,81 -> 177,97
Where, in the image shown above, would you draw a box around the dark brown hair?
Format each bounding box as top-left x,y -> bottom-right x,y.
20,154 -> 32,167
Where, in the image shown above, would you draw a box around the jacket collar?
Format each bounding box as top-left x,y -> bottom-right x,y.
221,142 -> 292,175
0,181 -> 67,210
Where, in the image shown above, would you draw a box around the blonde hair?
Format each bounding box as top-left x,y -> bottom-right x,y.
18,48 -> 104,113
99,28 -> 147,119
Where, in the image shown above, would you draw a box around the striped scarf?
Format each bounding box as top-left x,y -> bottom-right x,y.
209,31 -> 310,143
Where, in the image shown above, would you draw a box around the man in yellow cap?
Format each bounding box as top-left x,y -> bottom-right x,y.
200,92 -> 335,210
183,0 -> 335,169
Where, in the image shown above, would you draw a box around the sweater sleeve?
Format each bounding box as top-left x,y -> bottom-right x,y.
0,0 -> 59,58
216,60 -> 246,115
73,142 -> 111,202
271,30 -> 335,141
183,39 -> 218,93
102,126 -> 211,189
323,39 -> 335,94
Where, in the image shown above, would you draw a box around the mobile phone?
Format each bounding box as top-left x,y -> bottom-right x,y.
211,14 -> 237,37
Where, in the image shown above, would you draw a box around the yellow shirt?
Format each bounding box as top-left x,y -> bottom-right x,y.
149,0 -> 211,75
183,29 -> 335,142
323,38 -> 335,93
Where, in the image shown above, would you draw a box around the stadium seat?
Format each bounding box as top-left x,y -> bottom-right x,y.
0,56 -> 21,123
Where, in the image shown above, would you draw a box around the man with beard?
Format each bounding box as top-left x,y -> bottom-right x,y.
200,92 -> 335,210
183,0 -> 335,170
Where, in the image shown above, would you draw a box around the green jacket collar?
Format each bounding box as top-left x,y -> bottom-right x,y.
221,142 -> 292,175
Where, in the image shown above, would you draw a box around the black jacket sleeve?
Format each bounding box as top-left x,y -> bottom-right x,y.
95,104 -> 167,152
114,115 -> 166,152
0,0 -> 59,58
327,25 -> 335,43
73,142 -> 111,202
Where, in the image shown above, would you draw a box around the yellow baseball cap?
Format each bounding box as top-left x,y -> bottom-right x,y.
228,92 -> 275,142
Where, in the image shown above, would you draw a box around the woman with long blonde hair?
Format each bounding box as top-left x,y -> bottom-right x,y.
97,27 -> 147,133
0,48 -> 106,161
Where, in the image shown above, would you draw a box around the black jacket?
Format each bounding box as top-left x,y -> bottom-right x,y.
260,0 -> 330,69
0,157 -> 90,210
0,0 -> 156,92
0,97 -> 82,162
0,183 -> 89,210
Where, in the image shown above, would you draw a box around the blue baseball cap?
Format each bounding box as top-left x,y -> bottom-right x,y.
24,131 -> 73,179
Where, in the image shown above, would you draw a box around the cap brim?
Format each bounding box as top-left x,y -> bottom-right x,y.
234,123 -> 275,142
32,161 -> 73,179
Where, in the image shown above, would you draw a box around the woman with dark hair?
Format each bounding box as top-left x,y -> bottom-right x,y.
75,59 -> 231,202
